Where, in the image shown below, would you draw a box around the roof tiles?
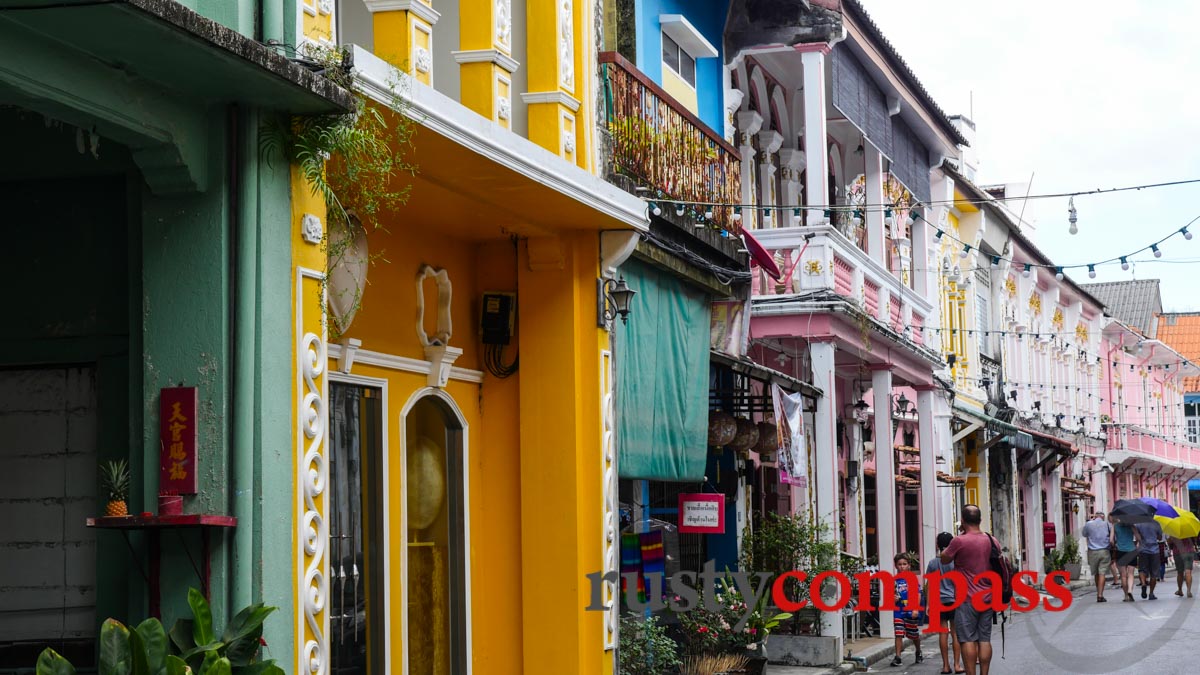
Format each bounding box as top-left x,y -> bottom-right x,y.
1080,279 -> 1162,337
1158,313 -> 1200,391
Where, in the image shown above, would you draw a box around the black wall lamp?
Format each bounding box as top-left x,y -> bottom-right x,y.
597,276 -> 637,327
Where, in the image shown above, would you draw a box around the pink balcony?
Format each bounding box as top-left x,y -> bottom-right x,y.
1104,424 -> 1200,469
750,223 -> 933,348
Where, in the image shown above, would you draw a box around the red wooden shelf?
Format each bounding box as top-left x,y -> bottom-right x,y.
87,514 -> 237,529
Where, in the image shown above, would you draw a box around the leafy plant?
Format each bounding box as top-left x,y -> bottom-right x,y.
260,44 -> 417,339
618,612 -> 681,675
37,618 -> 195,675
739,513 -> 838,636
170,588 -> 280,674
34,589 -> 280,675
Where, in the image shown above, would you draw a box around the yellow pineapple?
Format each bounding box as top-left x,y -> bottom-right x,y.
101,459 -> 130,517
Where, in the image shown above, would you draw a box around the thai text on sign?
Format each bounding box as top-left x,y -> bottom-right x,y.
678,493 -> 724,534
159,387 -> 198,495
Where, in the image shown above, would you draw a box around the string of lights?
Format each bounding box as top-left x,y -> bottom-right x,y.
642,177 -> 1200,211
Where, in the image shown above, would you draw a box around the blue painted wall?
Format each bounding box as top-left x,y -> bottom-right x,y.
635,0 -> 729,134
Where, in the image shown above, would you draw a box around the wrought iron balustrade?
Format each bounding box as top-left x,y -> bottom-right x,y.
600,52 -> 741,232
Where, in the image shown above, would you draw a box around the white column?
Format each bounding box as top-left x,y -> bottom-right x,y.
846,421 -> 865,557
737,111 -> 763,228
865,143 -> 886,260
872,367 -> 896,639
758,130 -> 783,228
1047,466 -> 1064,551
1023,468 -> 1043,571
917,389 -> 938,571
800,48 -> 829,225
810,339 -> 843,645
779,148 -> 805,217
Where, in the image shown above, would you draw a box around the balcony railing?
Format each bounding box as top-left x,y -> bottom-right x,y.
1105,424 -> 1200,467
749,223 -> 933,348
600,52 -> 741,232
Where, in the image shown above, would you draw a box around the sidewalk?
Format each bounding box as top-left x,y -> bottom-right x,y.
767,579 -> 1092,674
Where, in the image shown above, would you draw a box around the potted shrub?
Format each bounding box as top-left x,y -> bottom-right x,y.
739,513 -> 840,667
1060,535 -> 1083,579
618,612 -> 681,675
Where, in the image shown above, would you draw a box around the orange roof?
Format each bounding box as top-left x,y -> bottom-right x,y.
1157,314 -> 1200,391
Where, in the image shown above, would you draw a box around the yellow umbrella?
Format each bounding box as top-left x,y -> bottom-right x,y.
1155,511 -> 1200,540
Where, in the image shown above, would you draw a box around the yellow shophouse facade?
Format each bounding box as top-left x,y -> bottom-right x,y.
288,2 -> 646,673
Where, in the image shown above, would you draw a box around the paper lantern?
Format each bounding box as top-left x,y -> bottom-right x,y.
755,421 -> 779,456
708,410 -> 737,447
407,436 -> 445,531
728,417 -> 760,452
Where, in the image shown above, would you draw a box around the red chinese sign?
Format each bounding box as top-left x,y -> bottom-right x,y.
678,493 -> 725,534
159,387 -> 198,495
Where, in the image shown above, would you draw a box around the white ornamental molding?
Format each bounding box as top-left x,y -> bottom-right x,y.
301,213 -> 324,245
496,0 -> 512,50
600,349 -> 618,650
559,0 -> 574,90
300,330 -> 328,675
563,130 -> 576,155
497,96 -> 512,121
318,0 -> 333,14
415,47 -> 433,74
416,265 -> 461,387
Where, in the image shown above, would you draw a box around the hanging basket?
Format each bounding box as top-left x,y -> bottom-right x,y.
709,410 -> 738,447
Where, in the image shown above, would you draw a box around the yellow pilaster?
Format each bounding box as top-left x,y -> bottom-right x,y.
457,0 -> 519,129
523,0 -> 593,170
290,169 -> 330,674
366,0 -> 440,85
517,233 -> 610,674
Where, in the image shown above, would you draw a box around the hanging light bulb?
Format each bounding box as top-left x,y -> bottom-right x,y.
676,204 -> 685,217
1068,196 -> 1078,235
793,208 -> 802,225
851,210 -> 863,226
1055,267 -> 1064,281
650,202 -> 662,216
732,206 -> 742,222
1022,263 -> 1032,278
704,208 -> 714,221
1183,226 -> 1193,240
1120,256 -> 1130,271
961,243 -> 971,259
884,208 -> 894,227
990,255 -> 1000,268
1088,264 -> 1097,279
1152,243 -> 1162,258
935,229 -> 944,240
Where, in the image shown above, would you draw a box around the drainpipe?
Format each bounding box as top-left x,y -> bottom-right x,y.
230,105 -> 260,611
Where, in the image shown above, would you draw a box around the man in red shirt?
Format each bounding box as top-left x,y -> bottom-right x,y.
940,505 -> 994,675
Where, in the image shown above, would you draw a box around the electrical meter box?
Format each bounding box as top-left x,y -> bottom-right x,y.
480,292 -> 516,345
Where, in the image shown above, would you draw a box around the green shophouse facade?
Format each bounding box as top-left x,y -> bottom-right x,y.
0,0 -> 351,669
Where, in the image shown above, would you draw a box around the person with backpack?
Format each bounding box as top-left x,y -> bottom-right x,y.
939,505 -> 999,675
926,532 -> 965,674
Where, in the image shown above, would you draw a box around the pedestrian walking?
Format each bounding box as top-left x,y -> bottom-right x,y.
1133,518 -> 1164,600
926,532 -> 965,674
890,553 -> 923,668
1169,535 -> 1195,598
940,505 -> 995,675
1113,518 -> 1138,601
1081,511 -> 1114,602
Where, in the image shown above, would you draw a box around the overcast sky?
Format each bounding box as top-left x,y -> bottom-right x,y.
858,0 -> 1200,311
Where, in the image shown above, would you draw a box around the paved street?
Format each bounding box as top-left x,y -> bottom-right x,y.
879,584 -> 1200,674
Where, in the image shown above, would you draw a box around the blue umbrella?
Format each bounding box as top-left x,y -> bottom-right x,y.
1138,497 -> 1180,519
1111,499 -> 1157,523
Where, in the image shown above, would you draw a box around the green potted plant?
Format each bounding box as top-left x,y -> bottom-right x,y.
35,588 -> 282,674
739,513 -> 839,667
618,612 -> 681,675
1059,534 -> 1083,579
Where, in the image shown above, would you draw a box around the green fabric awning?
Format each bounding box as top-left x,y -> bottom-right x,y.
615,259 -> 711,481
